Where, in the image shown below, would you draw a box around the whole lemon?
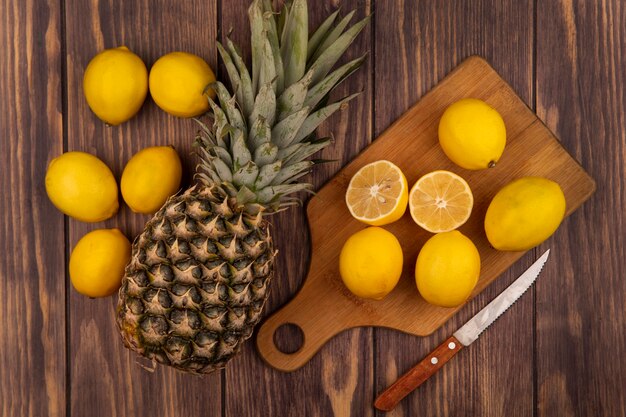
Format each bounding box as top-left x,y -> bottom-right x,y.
339,227 -> 403,300
45,151 -> 119,222
149,52 -> 216,117
83,46 -> 148,125
70,229 -> 131,297
485,177 -> 566,251
121,146 -> 182,214
438,98 -> 506,170
416,231 -> 480,308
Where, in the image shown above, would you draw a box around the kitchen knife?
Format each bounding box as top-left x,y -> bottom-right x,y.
374,249 -> 551,411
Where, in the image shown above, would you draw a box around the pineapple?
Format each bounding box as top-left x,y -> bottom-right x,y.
116,0 -> 369,375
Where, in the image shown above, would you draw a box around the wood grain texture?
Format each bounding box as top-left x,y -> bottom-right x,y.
221,1 -> 375,416
63,1 -> 221,416
372,2 -> 538,416
0,0 -> 624,416
256,56 -> 595,372
0,0 -> 66,416
535,1 -> 626,416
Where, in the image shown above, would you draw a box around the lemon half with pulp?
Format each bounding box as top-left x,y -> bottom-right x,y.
345,160 -> 408,226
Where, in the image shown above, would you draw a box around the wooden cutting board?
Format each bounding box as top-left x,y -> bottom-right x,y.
256,56 -> 595,372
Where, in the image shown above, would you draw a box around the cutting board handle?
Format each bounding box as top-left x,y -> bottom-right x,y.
256,290 -> 345,372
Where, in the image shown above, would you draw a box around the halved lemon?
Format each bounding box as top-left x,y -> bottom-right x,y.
409,170 -> 473,233
345,160 -> 408,226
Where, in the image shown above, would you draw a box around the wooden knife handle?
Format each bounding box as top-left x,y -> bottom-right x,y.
374,335 -> 463,411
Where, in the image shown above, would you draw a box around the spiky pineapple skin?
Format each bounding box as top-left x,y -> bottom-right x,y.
116,0 -> 368,374
116,185 -> 276,374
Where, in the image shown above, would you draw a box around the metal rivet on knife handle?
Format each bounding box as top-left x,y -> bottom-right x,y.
374,335 -> 463,412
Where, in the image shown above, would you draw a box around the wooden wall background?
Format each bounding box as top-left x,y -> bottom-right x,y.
0,0 -> 623,416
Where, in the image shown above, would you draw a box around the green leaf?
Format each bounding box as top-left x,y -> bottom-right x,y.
207,97 -> 230,149
271,107 -> 309,148
295,93 -> 360,143
262,2 -> 285,94
257,183 -> 311,203
308,14 -> 370,85
194,120 -> 217,147
283,138 -> 331,165
254,160 -> 282,189
276,143 -> 302,162
310,10 -> 355,63
249,83 -> 276,127
248,0 -> 265,94
305,54 -> 366,110
197,141 -> 233,168
307,8 -> 340,60
236,185 -> 258,205
270,161 -> 313,185
261,0 -> 274,13
213,82 -> 246,132
248,117 -> 271,150
275,199 -> 301,212
196,171 -> 219,186
233,161 -> 259,188
216,42 -> 243,107
231,130 -> 252,169
195,146 -> 214,172
280,169 -> 310,184
259,37 -> 277,92
277,1 -> 289,39
280,0 -> 308,86
210,146 -> 233,168
211,157 -> 233,183
253,142 -> 278,166
277,70 -> 313,121
310,158 -> 338,165
225,37 -> 254,117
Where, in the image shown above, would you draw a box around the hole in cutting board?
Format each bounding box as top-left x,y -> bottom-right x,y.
273,323 -> 304,354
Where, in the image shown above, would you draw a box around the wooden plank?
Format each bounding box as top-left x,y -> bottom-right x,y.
0,0 -> 66,416
63,1 -> 221,416
535,1 -> 626,416
372,1 -> 536,416
221,1 -> 375,416
257,56 -> 595,371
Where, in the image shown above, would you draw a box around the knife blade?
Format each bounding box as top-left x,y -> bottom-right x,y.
374,249 -> 551,411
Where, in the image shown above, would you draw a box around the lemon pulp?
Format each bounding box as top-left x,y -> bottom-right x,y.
409,170 -> 473,233
345,160 -> 408,226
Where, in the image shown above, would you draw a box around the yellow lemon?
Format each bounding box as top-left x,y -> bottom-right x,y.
149,52 -> 216,117
345,160 -> 408,226
438,98 -> 506,170
485,177 -> 566,251
83,46 -> 148,125
69,229 -> 131,298
416,231 -> 480,308
409,170 -> 473,233
121,146 -> 183,214
45,151 -> 119,222
339,227 -> 403,300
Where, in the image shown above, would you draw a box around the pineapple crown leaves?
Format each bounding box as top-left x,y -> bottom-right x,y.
195,0 -> 369,215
